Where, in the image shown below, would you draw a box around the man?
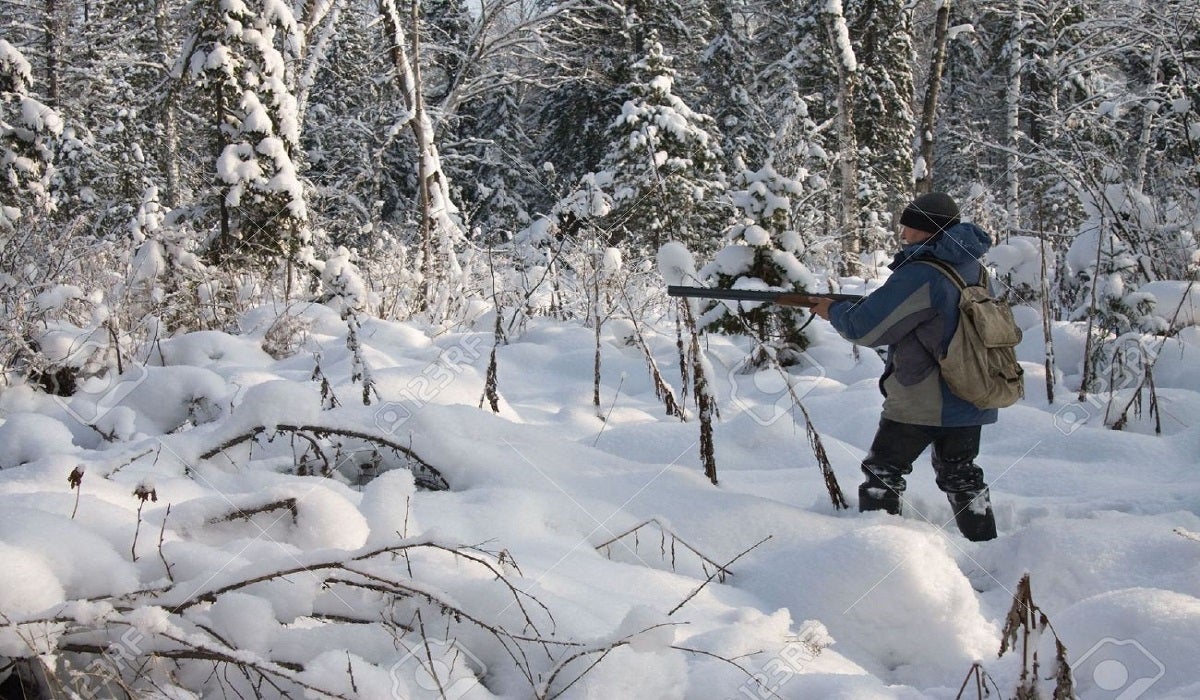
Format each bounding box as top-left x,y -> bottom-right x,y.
809,192 -> 998,542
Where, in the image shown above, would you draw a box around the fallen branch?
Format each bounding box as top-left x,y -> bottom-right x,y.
198,423 -> 448,490
7,540 -> 560,699
208,498 -> 298,525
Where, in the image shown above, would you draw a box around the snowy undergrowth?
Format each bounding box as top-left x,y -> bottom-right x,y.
1,297 -> 1199,699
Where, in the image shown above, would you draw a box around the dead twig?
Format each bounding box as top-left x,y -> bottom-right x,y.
668,535 -> 772,616
594,518 -> 733,582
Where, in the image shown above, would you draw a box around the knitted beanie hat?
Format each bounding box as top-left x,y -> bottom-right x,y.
899,192 -> 960,234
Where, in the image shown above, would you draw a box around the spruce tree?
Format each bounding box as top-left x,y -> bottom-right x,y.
534,0 -> 633,191
701,162 -> 818,366
456,82 -> 538,242
178,0 -> 309,267
851,0 -> 915,244
699,0 -> 762,169
589,40 -> 729,256
0,39 -> 62,231
301,7 -> 397,248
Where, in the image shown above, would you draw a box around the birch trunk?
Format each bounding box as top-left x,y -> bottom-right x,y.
1004,0 -> 1023,242
824,3 -> 860,276
915,0 -> 952,195
379,0 -> 465,320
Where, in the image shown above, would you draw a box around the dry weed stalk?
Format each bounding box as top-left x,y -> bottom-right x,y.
594,518 -> 736,582
999,574 -> 1075,700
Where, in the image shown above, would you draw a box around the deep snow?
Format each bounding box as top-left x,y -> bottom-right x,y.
1,287 -> 1198,699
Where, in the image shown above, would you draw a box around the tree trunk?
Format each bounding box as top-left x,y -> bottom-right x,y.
379,0 -> 464,319
915,0 -> 952,195
1132,45 -> 1161,195
824,3 -> 860,277
1040,235 -> 1055,404
43,0 -> 62,100
156,0 -> 181,208
1003,0 -> 1023,242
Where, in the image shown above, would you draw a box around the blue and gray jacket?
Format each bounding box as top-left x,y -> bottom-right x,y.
827,222 -> 999,427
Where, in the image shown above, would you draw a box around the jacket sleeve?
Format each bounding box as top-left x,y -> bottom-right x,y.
827,268 -> 938,347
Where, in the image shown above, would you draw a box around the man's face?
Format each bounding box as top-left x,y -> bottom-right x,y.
899,225 -> 933,246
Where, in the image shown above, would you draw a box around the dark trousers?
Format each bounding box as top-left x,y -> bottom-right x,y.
858,417 -> 997,541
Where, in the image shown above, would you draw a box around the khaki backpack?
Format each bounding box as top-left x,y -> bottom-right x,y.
920,259 -> 1025,409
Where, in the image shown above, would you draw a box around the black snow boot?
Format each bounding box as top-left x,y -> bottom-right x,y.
947,490 -> 997,541
859,481 -> 903,515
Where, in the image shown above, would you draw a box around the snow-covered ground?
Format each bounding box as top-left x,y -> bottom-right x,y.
1,293 -> 1199,699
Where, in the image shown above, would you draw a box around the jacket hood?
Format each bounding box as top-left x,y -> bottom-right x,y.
892,222 -> 992,268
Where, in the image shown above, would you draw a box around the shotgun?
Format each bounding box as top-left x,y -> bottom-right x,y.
667,285 -> 863,308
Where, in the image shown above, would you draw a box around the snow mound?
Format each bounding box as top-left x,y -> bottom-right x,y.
1054,587 -> 1200,699
155,329 -> 276,368
0,542 -> 65,655
0,412 -> 77,467
0,506 -> 138,598
782,525 -> 996,686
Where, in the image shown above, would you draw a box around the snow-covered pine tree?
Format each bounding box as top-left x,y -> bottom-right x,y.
179,0 -> 310,272
124,184 -> 207,333
0,39 -> 62,233
746,1 -> 835,264
700,162 -> 819,367
851,0 -> 915,250
44,0 -> 178,233
589,40 -> 729,256
533,0 -> 634,193
299,7 -> 395,249
698,0 -> 762,170
532,0 -> 707,193
456,81 -> 537,242
421,0 -> 475,106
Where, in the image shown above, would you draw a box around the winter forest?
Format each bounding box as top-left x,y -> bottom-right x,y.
2,0 -> 1200,698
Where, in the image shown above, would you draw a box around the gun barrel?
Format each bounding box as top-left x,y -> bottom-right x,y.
666,286 -> 781,302
667,286 -> 862,305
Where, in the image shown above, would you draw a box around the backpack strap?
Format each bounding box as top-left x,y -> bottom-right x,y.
917,258 -> 986,289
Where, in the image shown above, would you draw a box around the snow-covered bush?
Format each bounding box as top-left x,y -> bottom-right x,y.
700,163 -> 820,367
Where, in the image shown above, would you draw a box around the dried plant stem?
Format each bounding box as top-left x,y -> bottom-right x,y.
954,662 -> 1002,700
668,535 -> 771,616
592,374 -> 624,445
594,518 -> 733,581
620,286 -> 684,419
999,574 -> 1075,699
680,299 -> 718,484
157,504 -> 174,582
771,364 -> 849,510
